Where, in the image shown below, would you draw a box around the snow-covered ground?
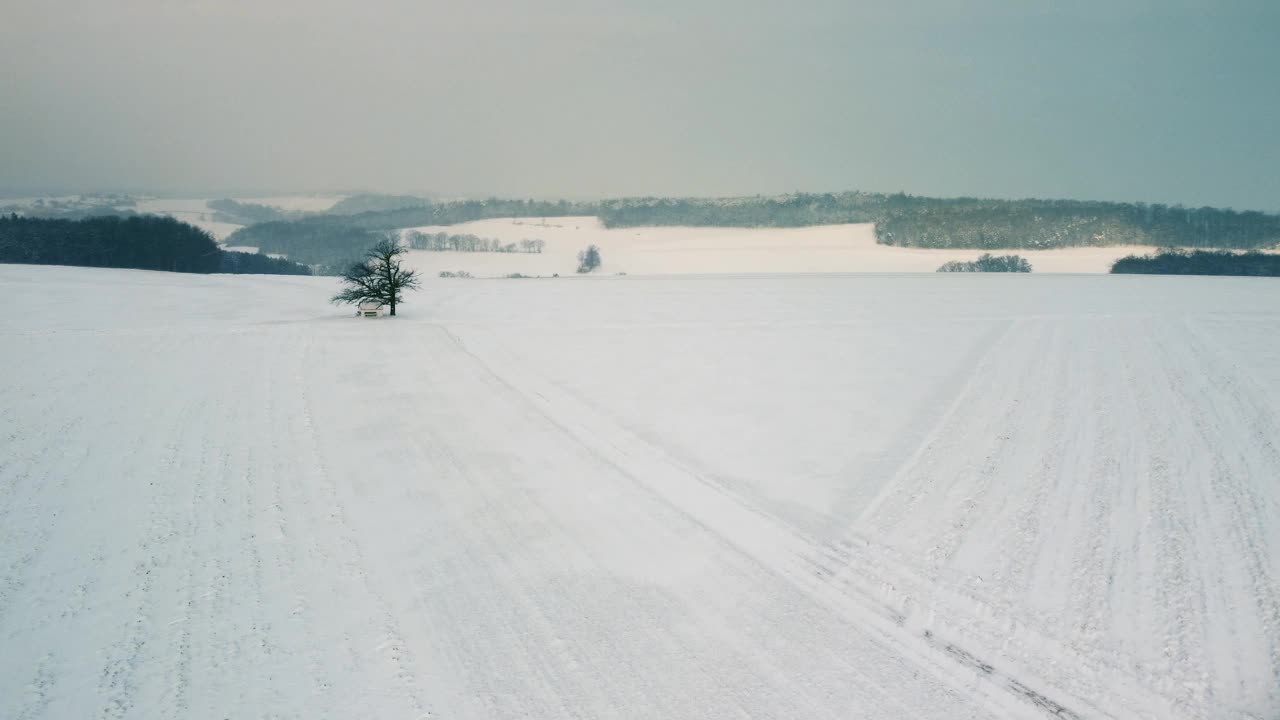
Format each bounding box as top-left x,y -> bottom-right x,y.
134,195 -> 345,239
400,216 -> 1153,276
0,196 -> 243,241
231,194 -> 346,212
2,265 -> 1278,719
133,198 -> 244,241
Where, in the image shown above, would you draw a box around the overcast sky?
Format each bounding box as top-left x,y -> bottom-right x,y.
2,0 -> 1277,209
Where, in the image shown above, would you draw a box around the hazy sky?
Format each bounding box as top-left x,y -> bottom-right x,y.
2,0 -> 1277,209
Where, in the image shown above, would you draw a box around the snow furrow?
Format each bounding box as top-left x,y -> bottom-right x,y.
440,324 -> 1036,718
4,267 -> 1279,720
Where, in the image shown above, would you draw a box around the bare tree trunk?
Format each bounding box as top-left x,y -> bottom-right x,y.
386,256 -> 395,316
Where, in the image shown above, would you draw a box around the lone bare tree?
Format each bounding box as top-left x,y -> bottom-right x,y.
331,235 -> 421,316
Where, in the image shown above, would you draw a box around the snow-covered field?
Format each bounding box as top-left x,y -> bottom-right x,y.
2,265 -> 1278,719
132,198 -> 245,241
133,196 -> 341,241
231,195 -> 346,213
400,216 -> 1152,276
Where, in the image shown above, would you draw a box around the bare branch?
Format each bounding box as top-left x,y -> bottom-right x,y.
331,233 -> 421,316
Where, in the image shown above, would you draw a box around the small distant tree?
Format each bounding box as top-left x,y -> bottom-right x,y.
331,235 -> 421,316
577,244 -> 601,273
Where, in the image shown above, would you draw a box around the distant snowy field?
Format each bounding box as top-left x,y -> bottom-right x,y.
129,206 -> 1152,275
133,195 -> 345,241
11,196 -> 1203,274
231,195 -> 345,212
133,198 -> 244,241
2,265 -> 1278,719
0,197 -> 1258,275
400,216 -> 1151,276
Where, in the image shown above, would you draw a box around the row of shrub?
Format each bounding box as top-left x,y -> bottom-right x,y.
937,254 -> 1032,273
405,231 -> 544,254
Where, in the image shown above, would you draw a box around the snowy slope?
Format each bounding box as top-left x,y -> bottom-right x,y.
1,266 -> 1278,719
231,195 -> 346,212
133,198 -> 245,241
133,196 -> 345,240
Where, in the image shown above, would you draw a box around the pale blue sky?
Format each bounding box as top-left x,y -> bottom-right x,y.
2,0 -> 1277,209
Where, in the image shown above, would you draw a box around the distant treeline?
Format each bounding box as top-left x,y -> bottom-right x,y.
876,197 -> 1280,250
210,194 -> 431,225
405,231 -> 544,253
225,198 -> 595,271
221,225 -> 550,274
221,193 -> 1280,268
230,198 -> 598,235
216,249 -> 313,275
0,214 -> 311,275
2,195 -> 138,221
208,198 -> 292,225
327,193 -> 428,215
14,192 -> 1280,255
1110,250 -> 1280,277
227,224 -> 382,274
596,193 -> 1280,250
595,194 -> 882,228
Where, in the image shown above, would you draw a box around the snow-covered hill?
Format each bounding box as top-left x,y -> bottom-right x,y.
398,216 -> 1152,276
133,196 -> 346,241
2,265 -> 1278,719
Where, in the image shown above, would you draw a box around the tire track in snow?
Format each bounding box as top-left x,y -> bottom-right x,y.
1111,316 -> 1280,714
95,391 -> 200,719
157,345 -> 264,718
812,320 -> 1141,715
0,335 -> 110,627
14,654 -> 55,720
1063,321 -> 1127,681
413,333 -> 761,718
413,325 -> 958,719
1158,318 -> 1280,712
158,440 -> 210,718
1120,323 -> 1206,712
435,324 -> 1040,719
2,336 -> 168,719
850,317 -> 1024,531
258,330 -> 335,708
390,327 -> 636,718
810,314 -> 1278,720
290,334 -> 432,718
446,319 -> 1219,719
817,317 -> 1218,720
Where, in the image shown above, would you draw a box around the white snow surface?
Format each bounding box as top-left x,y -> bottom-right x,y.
400,216 -> 1154,276
231,195 -> 346,212
2,265 -> 1278,720
133,198 -> 244,241
133,195 -> 345,239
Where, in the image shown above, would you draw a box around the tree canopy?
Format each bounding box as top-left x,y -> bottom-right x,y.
331,236 -> 421,316
577,245 -> 601,273
1110,250 -> 1280,276
937,254 -> 1033,273
221,192 -> 1280,272
0,214 -> 310,275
